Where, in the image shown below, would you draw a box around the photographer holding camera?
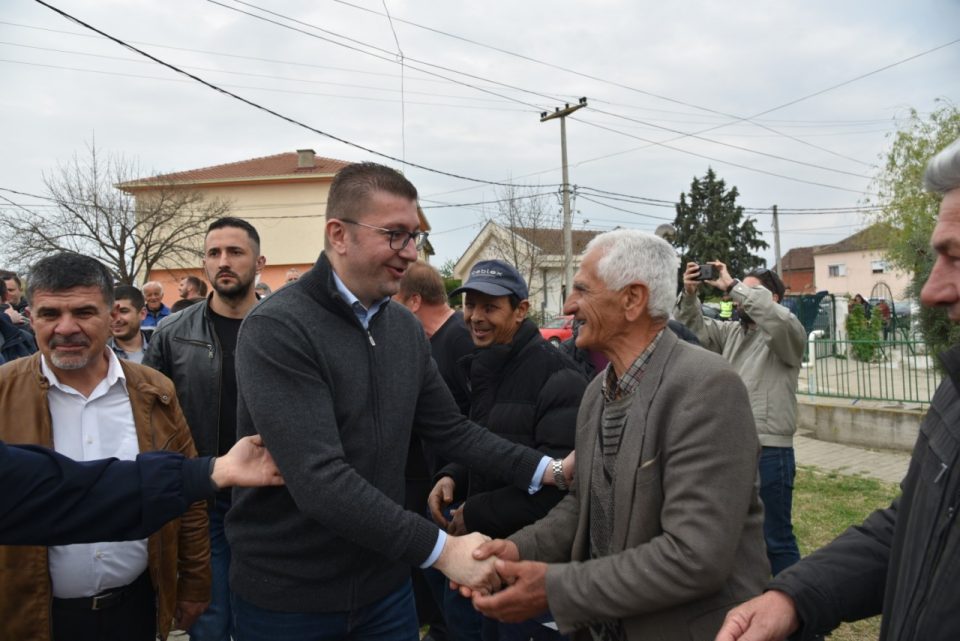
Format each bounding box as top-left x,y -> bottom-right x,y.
675,261 -> 806,577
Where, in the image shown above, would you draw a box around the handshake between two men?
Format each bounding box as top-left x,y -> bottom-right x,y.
425,450 -> 578,623
435,534 -> 549,623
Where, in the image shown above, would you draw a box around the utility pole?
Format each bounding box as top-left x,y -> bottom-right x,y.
772,204 -> 782,277
541,97 -> 587,299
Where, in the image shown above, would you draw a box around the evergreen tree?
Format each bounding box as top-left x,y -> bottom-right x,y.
671,168 -> 768,294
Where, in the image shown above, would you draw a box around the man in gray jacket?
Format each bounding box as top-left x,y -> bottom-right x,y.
470,229 -> 769,640
675,261 -> 806,575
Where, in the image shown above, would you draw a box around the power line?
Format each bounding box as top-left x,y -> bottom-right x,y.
421,191 -> 557,209
207,0 -> 555,111
224,0 -> 885,187
585,107 -> 873,179
31,0 -> 562,190
574,118 -> 874,195
0,40 -> 533,106
329,0 -> 958,166
0,58 -> 533,113
576,194 -> 675,221
380,0 -> 406,164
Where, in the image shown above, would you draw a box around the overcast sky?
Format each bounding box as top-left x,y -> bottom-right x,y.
2,0 -> 959,270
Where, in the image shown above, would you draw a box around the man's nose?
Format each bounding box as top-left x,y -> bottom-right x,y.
397,235 -> 419,261
54,314 -> 81,334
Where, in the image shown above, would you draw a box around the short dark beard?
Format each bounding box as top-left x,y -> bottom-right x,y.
212,279 -> 254,302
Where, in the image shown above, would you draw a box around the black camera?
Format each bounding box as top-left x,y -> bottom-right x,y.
696,264 -> 717,281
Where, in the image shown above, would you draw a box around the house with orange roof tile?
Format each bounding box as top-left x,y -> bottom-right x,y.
120,149 -> 432,307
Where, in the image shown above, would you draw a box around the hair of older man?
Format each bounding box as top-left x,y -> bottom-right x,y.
27,253 -> 115,306
924,135 -> 960,195
398,261 -> 448,305
114,284 -> 145,311
327,162 -> 418,222
585,229 -> 680,321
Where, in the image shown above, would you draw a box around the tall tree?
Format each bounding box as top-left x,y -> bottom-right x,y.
672,167 -> 768,292
868,100 -> 960,355
0,142 -> 231,284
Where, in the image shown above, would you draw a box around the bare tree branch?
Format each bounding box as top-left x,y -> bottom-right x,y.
0,141 -> 231,284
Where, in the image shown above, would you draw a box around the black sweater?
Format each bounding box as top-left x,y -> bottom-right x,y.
227,253 -> 544,613
441,319 -> 587,539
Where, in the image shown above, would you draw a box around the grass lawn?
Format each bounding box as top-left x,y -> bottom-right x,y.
792,466 -> 901,641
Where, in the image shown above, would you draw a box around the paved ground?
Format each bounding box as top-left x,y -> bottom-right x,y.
795,430 -> 911,485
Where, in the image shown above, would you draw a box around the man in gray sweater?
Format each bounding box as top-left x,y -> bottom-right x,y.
227,162 -> 569,641
675,261 -> 806,576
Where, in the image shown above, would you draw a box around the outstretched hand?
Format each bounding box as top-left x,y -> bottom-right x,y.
713,590 -> 800,641
471,558 -> 549,623
434,532 -> 502,596
212,434 -> 284,488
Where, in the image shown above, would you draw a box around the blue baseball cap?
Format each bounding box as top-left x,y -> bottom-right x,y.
449,259 -> 529,300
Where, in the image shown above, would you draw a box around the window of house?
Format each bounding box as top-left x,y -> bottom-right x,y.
871,260 -> 886,274
828,264 -> 846,277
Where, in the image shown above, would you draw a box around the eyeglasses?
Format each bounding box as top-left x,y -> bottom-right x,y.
340,219 -> 429,251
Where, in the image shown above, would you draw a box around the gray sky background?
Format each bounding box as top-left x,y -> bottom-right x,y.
2,0 -> 959,271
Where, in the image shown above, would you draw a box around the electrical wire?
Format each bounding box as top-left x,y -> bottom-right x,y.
31,0 -> 562,189
573,118 -> 874,195
329,0 -> 959,167
0,58 -> 531,113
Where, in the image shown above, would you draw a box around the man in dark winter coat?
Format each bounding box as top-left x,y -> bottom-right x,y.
429,259 -> 587,640
714,135 -> 960,641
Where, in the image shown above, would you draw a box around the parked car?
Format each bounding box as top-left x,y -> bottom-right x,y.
540,315 -> 574,346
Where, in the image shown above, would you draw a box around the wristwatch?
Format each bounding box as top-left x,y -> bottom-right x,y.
552,458 -> 569,491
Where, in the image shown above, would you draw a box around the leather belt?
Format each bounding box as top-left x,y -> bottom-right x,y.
52,572 -> 148,611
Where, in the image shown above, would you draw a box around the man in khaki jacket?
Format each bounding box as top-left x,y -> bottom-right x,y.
0,253 -> 210,641
469,230 -> 768,640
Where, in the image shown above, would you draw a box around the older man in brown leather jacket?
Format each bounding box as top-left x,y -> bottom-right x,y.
0,253 -> 210,641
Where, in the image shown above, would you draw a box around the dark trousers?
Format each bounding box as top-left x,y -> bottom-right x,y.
759,446 -> 801,575
51,571 -> 156,641
233,579 -> 419,641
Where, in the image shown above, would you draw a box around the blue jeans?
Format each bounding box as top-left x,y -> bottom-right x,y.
233,579 -> 419,641
759,446 -> 801,576
190,496 -> 233,641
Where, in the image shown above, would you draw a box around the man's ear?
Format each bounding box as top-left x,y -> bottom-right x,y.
408,293 -> 422,313
326,219 -> 349,255
138,307 -> 147,321
622,282 -> 649,322
516,299 -> 530,321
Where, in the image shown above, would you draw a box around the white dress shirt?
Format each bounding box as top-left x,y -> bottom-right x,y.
43,350 -> 149,598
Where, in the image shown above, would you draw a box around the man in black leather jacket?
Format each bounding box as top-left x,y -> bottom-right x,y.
144,216 -> 265,641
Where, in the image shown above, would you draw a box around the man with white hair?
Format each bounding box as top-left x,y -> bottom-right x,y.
141,280 -> 170,329
714,137 -> 960,641
469,229 -> 769,640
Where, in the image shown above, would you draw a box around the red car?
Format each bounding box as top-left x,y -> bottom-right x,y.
540,315 -> 574,346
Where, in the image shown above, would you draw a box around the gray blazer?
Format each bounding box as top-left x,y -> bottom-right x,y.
511,329 -> 769,640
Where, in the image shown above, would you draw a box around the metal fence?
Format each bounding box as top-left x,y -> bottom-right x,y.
801,337 -> 939,405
